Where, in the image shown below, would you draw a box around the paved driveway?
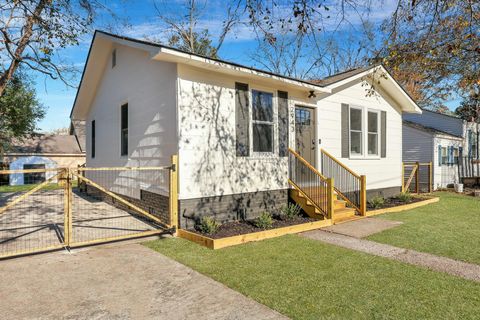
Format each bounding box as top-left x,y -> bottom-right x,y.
0,240 -> 287,320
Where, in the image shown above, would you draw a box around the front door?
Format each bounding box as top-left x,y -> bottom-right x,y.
295,106 -> 316,166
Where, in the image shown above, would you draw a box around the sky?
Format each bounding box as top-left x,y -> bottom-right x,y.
33,0 -> 461,132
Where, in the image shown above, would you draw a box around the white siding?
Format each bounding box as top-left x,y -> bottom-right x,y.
178,67 -> 405,199
403,110 -> 464,137
85,44 -> 178,196
177,64 -> 306,199
433,136 -> 462,188
316,81 -> 404,191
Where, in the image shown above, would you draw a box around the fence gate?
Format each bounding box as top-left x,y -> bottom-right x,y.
0,156 -> 178,259
402,162 -> 433,193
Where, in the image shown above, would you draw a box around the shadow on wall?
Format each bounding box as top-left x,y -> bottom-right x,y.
87,112 -> 171,200
178,80 -> 293,221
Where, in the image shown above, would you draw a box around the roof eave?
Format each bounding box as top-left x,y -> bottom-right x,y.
324,65 -> 422,114
152,48 -> 332,93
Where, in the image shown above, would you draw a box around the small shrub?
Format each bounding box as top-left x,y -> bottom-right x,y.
197,216 -> 220,235
254,212 -> 273,229
369,196 -> 385,209
397,191 -> 413,203
279,203 -> 302,220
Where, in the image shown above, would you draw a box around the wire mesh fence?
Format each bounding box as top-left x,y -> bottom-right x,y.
0,168 -> 65,257
71,167 -> 171,246
0,163 -> 176,259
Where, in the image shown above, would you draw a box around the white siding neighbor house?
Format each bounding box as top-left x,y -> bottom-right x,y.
403,110 -> 480,189
70,31 -> 422,228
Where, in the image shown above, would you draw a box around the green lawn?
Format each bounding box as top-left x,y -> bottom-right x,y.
0,181 -> 78,193
144,235 -> 480,319
367,192 -> 480,264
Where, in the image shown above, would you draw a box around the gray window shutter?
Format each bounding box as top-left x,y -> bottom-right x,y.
438,145 -> 442,166
278,91 -> 289,157
381,111 -> 387,158
235,82 -> 250,157
341,103 -> 349,158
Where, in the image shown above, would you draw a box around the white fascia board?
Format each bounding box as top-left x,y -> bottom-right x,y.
151,48 -> 331,94
326,65 -> 422,114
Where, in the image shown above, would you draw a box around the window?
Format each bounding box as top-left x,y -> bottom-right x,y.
441,147 -> 448,165
295,108 -> 311,126
0,162 -> 8,186
367,111 -> 379,156
23,164 -> 45,184
112,49 -> 116,68
91,120 -> 95,158
453,147 -> 459,164
252,90 -> 274,153
120,103 -> 128,156
349,107 -> 363,156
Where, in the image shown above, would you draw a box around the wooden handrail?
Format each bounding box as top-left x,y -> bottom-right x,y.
288,148 -> 328,181
320,149 -> 361,179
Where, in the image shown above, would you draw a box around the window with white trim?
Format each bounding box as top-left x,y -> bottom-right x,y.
441,147 -> 448,165
367,110 -> 379,156
252,90 -> 274,153
349,107 -> 363,156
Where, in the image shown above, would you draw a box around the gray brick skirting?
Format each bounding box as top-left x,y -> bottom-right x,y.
178,189 -> 289,229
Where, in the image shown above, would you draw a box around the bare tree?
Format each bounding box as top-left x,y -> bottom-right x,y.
153,0 -> 243,58
246,0 -> 378,79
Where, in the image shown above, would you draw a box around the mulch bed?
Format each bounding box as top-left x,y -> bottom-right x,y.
367,196 -> 429,210
190,215 -> 317,239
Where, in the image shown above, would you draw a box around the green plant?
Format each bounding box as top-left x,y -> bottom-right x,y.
196,216 -> 220,235
369,196 -> 385,209
279,203 -> 301,220
398,191 -> 413,203
254,212 -> 273,229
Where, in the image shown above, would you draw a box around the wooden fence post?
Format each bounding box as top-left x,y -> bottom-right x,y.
360,175 -> 367,216
415,162 -> 420,194
401,162 -> 405,193
63,168 -> 72,247
169,155 -> 179,233
428,162 -> 433,193
326,178 -> 334,220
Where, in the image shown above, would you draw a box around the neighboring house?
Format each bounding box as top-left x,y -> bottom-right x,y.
70,31 -> 422,228
0,134 -> 85,186
403,109 -> 480,188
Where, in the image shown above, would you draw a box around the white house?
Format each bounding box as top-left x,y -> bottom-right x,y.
403,110 -> 480,189
70,31 -> 422,228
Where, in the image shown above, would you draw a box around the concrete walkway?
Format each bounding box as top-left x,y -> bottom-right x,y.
0,241 -> 288,320
302,230 -> 480,283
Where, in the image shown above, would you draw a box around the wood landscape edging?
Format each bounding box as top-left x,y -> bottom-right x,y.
178,219 -> 333,249
366,196 -> 439,216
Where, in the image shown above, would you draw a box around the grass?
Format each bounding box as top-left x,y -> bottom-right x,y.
0,181 -> 78,193
144,235 -> 480,319
367,192 -> 480,264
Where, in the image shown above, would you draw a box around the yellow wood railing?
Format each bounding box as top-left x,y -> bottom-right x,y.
288,148 -> 334,219
320,149 -> 367,216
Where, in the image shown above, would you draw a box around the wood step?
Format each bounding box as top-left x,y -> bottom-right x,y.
333,214 -> 363,224
289,189 -> 324,219
294,190 -> 346,209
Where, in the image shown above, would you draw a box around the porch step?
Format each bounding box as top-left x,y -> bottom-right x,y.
332,207 -> 358,224
289,188 -> 347,219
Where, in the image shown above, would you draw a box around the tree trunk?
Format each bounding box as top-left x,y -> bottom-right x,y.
0,0 -> 50,97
